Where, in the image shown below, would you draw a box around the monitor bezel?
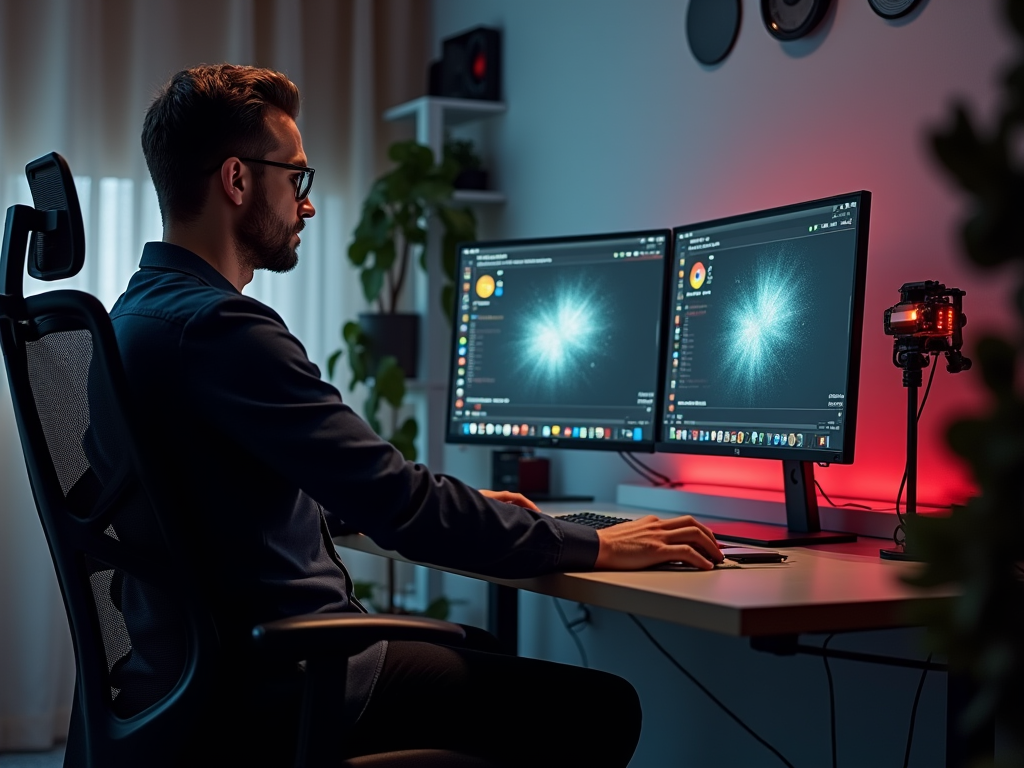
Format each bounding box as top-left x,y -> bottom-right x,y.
445,228 -> 673,454
655,191 -> 871,465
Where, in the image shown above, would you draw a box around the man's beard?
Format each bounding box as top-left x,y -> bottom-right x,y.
235,179 -> 302,274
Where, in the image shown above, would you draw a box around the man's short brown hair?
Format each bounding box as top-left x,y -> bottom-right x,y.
142,64 -> 300,224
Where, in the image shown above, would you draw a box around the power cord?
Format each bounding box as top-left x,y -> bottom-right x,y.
552,599 -> 590,668
628,614 -> 796,768
618,451 -> 682,488
814,352 -> 940,522
817,634 -> 936,768
822,634 -> 837,768
903,654 -> 933,768
814,480 -> 874,511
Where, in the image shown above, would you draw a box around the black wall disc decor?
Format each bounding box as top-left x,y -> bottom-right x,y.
868,0 -> 922,19
687,0 -> 741,66
761,0 -> 831,40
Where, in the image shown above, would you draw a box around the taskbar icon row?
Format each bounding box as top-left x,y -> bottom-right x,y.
458,422 -> 645,442
668,427 -> 834,450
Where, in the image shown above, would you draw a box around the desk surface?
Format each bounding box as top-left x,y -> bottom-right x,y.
335,526 -> 954,637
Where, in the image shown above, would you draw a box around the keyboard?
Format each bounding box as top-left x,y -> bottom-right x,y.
552,512 -> 632,529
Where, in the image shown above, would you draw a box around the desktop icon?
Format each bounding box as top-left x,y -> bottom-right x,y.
788,433 -> 796,447
502,424 -> 512,437
689,261 -> 707,290
633,428 -> 643,441
542,425 -> 551,437
737,432 -> 745,444
485,424 -> 495,436
596,427 -> 605,439
670,427 -> 676,440
475,275 -> 496,298
512,425 -> 520,436
552,425 -> 561,436
797,433 -> 804,447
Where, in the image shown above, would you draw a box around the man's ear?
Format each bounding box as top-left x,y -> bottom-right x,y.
218,158 -> 247,207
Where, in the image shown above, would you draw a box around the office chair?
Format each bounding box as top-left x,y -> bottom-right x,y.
0,153 -> 494,768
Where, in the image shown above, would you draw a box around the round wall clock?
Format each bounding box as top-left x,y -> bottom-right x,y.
687,0 -> 742,66
761,0 -> 832,41
868,0 -> 922,19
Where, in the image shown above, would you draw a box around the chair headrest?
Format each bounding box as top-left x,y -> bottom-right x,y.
25,152 -> 86,282
1,152 -> 86,298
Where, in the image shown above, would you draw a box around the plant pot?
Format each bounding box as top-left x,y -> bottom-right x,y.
454,168 -> 489,191
358,312 -> 420,379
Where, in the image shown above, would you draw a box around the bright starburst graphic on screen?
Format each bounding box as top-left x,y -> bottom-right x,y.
515,279 -> 609,391
721,252 -> 809,400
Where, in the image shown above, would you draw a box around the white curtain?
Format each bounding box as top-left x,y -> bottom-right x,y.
0,0 -> 430,750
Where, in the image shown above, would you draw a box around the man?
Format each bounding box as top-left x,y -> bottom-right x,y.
117,63 -> 722,766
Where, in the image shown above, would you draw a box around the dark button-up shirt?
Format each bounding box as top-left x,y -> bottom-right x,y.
110,242 -> 599,645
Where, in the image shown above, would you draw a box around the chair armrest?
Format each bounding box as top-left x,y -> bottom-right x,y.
252,613 -> 466,659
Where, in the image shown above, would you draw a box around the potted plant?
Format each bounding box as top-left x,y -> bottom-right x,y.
327,140 -> 477,461
445,136 -> 488,191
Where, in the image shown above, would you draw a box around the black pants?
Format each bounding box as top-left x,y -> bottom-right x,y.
343,628 -> 642,768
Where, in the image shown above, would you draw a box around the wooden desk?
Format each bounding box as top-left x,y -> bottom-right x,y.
333,532 -> 953,637
335,530 -> 976,767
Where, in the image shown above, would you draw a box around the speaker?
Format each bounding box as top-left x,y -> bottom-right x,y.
761,0 -> 831,41
868,0 -> 922,19
432,26 -> 502,101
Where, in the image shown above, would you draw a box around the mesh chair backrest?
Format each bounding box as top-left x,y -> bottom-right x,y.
19,307 -> 194,719
1,292 -> 216,767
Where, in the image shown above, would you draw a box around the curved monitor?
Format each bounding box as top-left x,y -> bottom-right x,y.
446,230 -> 671,452
658,191 -> 871,464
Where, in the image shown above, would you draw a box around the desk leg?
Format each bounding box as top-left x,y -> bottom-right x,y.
488,583 -> 518,656
946,673 -> 993,768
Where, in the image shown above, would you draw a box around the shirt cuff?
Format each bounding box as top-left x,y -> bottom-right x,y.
551,520 -> 600,572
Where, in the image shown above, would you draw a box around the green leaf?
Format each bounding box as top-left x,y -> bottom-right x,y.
326,349 -> 343,381
375,356 -> 407,408
396,416 -> 418,441
421,596 -> 451,620
365,389 -> 382,434
361,267 -> 386,304
375,239 -> 397,272
388,424 -> 417,461
348,237 -> 372,266
413,179 -> 454,206
353,581 -> 377,602
343,321 -> 365,346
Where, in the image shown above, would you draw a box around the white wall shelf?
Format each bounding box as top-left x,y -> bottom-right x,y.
452,189 -> 506,205
380,95 -> 507,612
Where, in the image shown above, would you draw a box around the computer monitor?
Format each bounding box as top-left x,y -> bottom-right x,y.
446,230 -> 671,452
658,191 -> 871,545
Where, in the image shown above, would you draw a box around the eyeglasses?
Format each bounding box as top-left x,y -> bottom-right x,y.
239,157 -> 315,201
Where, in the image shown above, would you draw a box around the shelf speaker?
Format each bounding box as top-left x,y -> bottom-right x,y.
868,0 -> 922,19
430,26 -> 502,101
761,0 -> 831,40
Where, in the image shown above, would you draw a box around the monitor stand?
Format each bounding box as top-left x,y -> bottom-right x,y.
709,461 -> 857,547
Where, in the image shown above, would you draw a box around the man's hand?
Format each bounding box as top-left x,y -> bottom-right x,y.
479,489 -> 541,512
594,515 -> 723,571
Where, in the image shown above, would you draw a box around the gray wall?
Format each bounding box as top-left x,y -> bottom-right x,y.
430,1 -> 1013,765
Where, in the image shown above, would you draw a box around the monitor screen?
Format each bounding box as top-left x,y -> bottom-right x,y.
446,230 -> 671,451
658,192 -> 870,463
